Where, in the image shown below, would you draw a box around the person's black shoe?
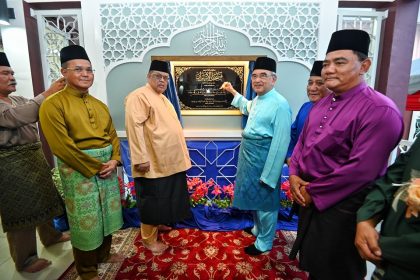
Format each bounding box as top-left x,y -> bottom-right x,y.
244,244 -> 265,255
243,227 -> 253,235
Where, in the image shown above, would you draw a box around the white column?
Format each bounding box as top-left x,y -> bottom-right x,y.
80,0 -> 108,104
1,0 -> 34,99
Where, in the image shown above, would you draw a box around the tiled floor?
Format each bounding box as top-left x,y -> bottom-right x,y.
0,219 -> 73,280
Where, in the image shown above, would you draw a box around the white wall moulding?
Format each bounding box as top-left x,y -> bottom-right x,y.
99,1 -> 321,72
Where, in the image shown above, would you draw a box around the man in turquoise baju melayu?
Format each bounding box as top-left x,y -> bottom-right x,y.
221,57 -> 291,255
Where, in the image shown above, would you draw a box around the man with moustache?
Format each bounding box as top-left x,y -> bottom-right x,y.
125,60 -> 191,254
288,30 -> 403,280
39,45 -> 123,280
221,56 -> 291,255
286,60 -> 328,164
0,52 -> 69,273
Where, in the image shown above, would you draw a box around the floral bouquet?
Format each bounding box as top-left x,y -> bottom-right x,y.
392,169 -> 420,218
118,176 -> 137,208
406,178 -> 420,218
187,177 -> 235,209
280,180 -> 293,209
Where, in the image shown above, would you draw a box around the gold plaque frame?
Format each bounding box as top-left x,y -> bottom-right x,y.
171,60 -> 249,116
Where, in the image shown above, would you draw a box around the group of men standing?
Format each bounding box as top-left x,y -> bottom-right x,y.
0,45 -> 191,279
0,27 -> 418,280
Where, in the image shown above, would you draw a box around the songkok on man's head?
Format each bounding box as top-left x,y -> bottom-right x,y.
60,45 -> 90,64
326,29 -> 370,56
254,57 -> 276,73
149,60 -> 170,74
310,60 -> 323,77
0,52 -> 10,67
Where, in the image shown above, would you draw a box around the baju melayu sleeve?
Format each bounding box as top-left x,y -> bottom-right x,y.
0,95 -> 45,146
289,82 -> 403,211
124,88 -> 151,167
39,86 -> 120,178
231,93 -> 254,116
260,103 -> 291,188
357,137 -> 420,280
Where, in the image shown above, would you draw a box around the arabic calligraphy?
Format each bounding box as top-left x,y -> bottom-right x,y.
193,23 -> 227,56
195,69 -> 223,82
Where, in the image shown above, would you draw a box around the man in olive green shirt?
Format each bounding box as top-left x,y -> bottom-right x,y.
355,136 -> 420,280
39,45 -> 123,280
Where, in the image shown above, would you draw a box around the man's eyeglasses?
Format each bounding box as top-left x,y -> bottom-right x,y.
64,67 -> 95,74
251,73 -> 273,80
151,73 -> 170,82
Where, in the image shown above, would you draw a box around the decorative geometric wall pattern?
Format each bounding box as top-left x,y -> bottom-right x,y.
187,141 -> 240,187
99,1 -> 320,69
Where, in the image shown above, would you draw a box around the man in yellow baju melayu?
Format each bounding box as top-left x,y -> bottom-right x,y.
39,45 -> 123,280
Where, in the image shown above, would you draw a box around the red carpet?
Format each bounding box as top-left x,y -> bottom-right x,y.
116,228 -> 307,280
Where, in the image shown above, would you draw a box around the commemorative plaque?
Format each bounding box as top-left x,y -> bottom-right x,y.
172,61 -> 248,115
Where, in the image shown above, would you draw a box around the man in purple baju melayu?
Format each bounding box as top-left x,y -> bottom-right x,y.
288,29 -> 403,280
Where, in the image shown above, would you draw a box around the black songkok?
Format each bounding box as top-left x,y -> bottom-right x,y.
0,52 -> 10,67
149,60 -> 170,74
326,29 -> 370,56
60,45 -> 90,64
310,60 -> 323,77
254,57 -> 276,73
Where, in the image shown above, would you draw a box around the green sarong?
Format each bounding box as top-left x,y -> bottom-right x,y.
57,144 -> 123,251
0,142 -> 64,232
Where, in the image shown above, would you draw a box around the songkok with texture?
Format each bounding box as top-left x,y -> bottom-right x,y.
310,60 -> 323,77
254,57 -> 276,73
326,29 -> 370,56
0,52 -> 10,67
149,60 -> 170,74
60,45 -> 90,64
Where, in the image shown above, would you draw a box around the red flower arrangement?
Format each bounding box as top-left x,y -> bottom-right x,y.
187,177 -> 235,208
280,180 -> 294,208
118,176 -> 137,208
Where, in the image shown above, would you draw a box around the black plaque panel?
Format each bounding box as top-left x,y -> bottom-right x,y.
174,66 -> 244,110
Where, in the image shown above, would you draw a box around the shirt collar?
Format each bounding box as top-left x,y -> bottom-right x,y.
258,88 -> 276,99
64,85 -> 89,98
333,81 -> 367,101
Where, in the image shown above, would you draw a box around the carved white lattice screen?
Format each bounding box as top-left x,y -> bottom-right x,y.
99,1 -> 321,72
32,9 -> 83,87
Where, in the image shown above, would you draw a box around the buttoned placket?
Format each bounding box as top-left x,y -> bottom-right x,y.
83,95 -> 97,129
316,96 -> 338,134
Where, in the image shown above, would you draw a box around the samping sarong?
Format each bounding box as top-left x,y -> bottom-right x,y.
233,136 -> 280,212
134,171 -> 191,225
57,144 -> 123,251
0,142 -> 63,232
290,187 -> 370,280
